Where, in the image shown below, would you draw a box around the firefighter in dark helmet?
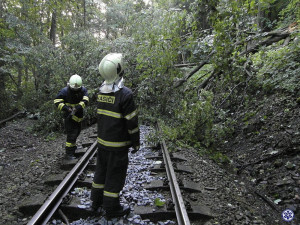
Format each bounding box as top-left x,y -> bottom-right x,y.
54,74 -> 89,159
91,53 -> 140,218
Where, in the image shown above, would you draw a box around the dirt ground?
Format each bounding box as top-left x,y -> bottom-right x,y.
0,92 -> 299,225
0,118 -> 96,225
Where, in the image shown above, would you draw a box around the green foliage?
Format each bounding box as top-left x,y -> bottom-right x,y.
208,150 -> 231,165
0,91 -> 16,120
154,198 -> 165,207
158,90 -> 218,149
44,132 -> 58,142
177,90 -> 214,146
278,0 -> 300,26
0,18 -> 15,38
131,7 -> 188,119
252,41 -> 300,95
243,110 -> 257,122
33,100 -> 64,134
145,129 -> 161,148
84,102 -> 98,126
210,110 -> 236,146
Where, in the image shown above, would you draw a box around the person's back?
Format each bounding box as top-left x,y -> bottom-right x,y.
97,86 -> 138,151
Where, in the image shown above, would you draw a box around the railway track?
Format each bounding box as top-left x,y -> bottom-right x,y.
19,125 -> 213,225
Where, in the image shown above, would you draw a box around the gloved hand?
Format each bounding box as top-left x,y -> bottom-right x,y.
131,146 -> 140,154
63,105 -> 72,113
75,104 -> 82,111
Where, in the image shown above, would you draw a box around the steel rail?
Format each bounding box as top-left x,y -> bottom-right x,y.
27,141 -> 98,225
156,123 -> 191,225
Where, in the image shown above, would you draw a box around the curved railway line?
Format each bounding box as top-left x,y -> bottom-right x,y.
19,124 -> 213,225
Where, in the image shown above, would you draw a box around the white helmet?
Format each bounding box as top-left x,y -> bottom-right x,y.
99,53 -> 124,84
69,74 -> 82,90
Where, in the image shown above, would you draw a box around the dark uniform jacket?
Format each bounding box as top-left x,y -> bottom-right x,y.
97,87 -> 140,151
54,86 -> 89,122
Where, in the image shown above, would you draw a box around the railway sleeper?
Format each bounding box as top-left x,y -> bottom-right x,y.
19,194 -> 48,216
144,179 -> 202,192
145,152 -> 187,162
133,204 -> 214,222
19,195 -> 95,220
45,174 -> 94,188
81,142 -> 93,148
18,184 -> 94,217
151,163 -> 193,174
60,158 -> 96,170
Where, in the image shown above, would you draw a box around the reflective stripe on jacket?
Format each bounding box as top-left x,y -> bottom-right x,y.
97,86 -> 140,151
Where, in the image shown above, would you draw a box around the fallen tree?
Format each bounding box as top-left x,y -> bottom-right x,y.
173,23 -> 298,89
173,60 -> 209,88
0,111 -> 26,128
239,23 -> 298,56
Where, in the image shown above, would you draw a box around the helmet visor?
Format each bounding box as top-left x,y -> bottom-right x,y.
69,83 -> 81,91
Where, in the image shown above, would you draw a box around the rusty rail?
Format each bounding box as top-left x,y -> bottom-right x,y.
156,123 -> 191,225
27,141 -> 98,225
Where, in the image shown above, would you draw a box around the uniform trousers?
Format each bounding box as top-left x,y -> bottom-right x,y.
91,148 -> 129,210
64,118 -> 81,155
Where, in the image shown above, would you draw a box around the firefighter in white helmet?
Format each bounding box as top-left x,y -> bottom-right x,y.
54,74 -> 89,159
91,53 -> 140,218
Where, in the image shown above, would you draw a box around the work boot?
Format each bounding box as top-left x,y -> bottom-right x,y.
65,147 -> 76,160
64,152 -> 76,160
105,205 -> 130,218
88,205 -> 104,216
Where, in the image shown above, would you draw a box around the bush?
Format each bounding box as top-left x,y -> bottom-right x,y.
158,90 -> 215,148
33,100 -> 64,134
0,91 -> 18,120
252,41 -> 300,95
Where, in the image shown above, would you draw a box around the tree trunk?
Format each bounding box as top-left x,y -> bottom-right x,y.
257,2 -> 266,31
24,66 -> 28,89
33,67 -> 39,91
44,71 -> 51,99
83,0 -> 86,28
17,66 -> 23,99
50,9 -> 57,45
240,27 -> 292,56
0,0 -> 5,89
174,60 -> 209,88
0,68 -> 6,91
197,1 -> 211,30
174,50 -> 215,88
0,0 -> 4,18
